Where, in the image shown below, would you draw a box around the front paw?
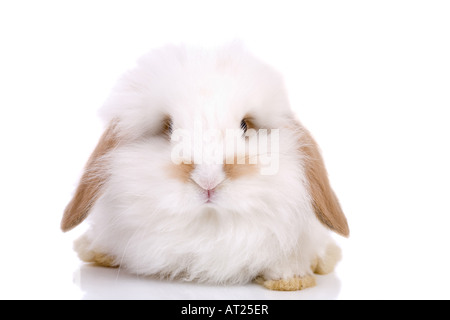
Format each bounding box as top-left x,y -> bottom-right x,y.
311,242 -> 342,275
255,275 -> 316,291
74,235 -> 118,268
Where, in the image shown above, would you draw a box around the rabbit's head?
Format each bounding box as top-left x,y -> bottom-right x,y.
61,43 -> 349,239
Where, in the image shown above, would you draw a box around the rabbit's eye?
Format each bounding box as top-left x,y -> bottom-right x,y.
240,117 -> 256,135
162,116 -> 173,138
240,119 -> 248,133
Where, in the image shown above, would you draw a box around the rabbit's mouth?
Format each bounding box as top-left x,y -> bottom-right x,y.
198,188 -> 216,205
205,188 -> 216,203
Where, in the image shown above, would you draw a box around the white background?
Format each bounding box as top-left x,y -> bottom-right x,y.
1,0 -> 449,300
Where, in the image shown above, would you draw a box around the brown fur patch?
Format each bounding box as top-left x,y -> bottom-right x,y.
61,121 -> 119,232
92,252 -> 119,268
168,162 -> 195,182
255,275 -> 316,291
223,155 -> 259,180
296,121 -> 349,237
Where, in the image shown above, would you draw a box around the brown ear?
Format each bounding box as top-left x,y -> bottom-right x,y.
298,124 -> 349,237
61,121 -> 119,232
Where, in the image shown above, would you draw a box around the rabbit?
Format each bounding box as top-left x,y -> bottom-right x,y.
61,43 -> 349,291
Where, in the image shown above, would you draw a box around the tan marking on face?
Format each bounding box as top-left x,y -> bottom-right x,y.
167,162 -> 195,183
223,155 -> 259,180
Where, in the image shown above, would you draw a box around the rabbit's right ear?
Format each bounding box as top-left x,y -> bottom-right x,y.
61,121 -> 119,232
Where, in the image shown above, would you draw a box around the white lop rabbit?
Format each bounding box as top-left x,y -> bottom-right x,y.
62,43 -> 349,291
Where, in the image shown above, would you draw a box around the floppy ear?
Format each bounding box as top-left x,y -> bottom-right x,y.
61,121 -> 119,232
298,123 -> 349,237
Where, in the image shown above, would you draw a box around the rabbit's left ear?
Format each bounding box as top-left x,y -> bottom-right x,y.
298,123 -> 350,237
61,121 -> 119,232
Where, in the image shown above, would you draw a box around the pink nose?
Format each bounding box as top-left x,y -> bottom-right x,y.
192,175 -> 223,191
190,164 -> 225,194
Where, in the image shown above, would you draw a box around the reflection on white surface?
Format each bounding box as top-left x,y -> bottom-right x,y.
74,264 -> 341,300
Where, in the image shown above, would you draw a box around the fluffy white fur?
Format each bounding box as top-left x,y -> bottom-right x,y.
72,43 -> 340,285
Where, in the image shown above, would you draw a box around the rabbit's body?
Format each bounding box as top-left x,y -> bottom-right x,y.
63,44 -> 348,290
